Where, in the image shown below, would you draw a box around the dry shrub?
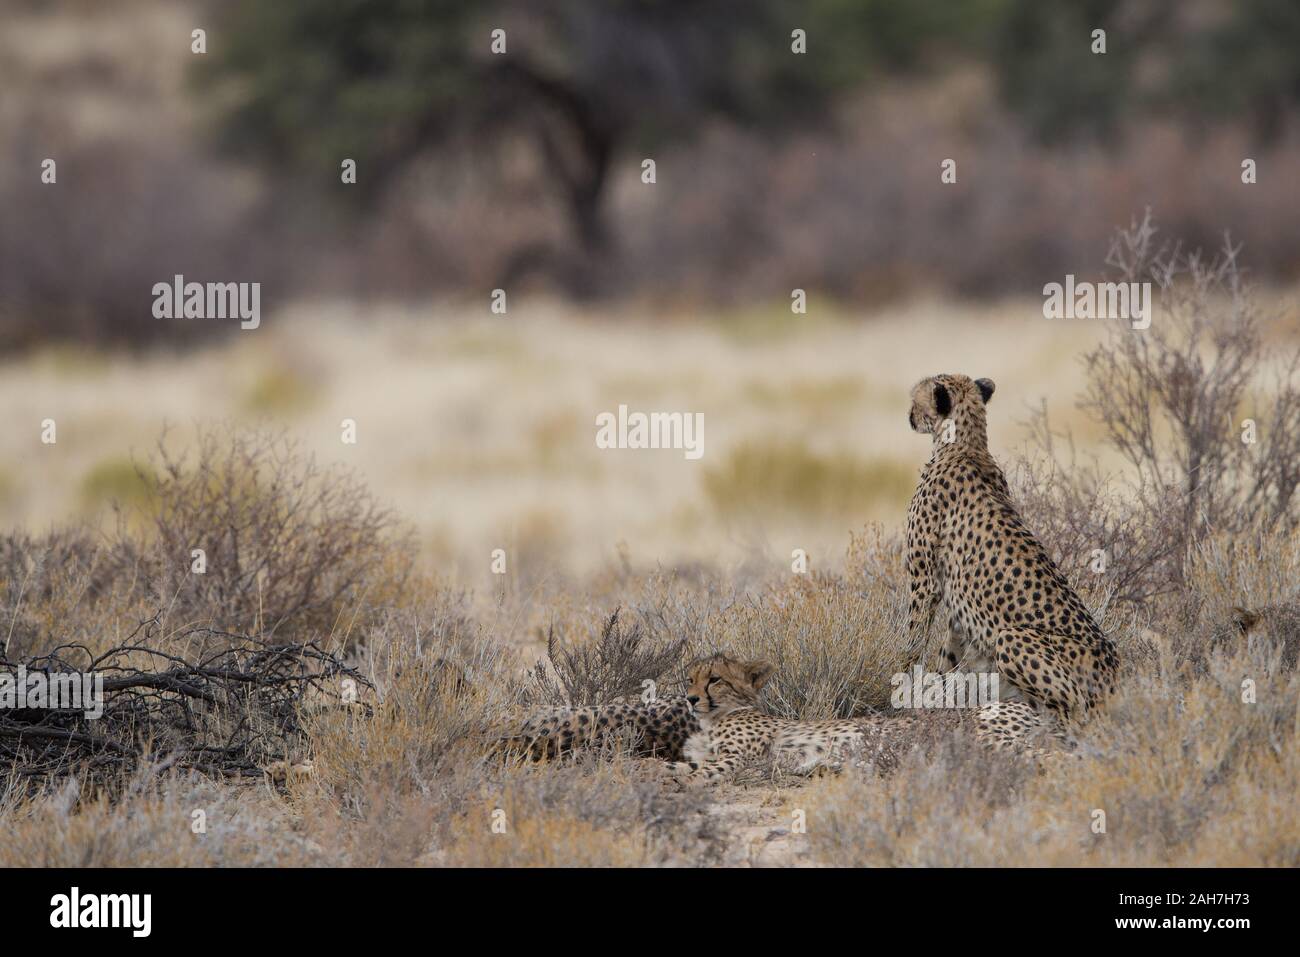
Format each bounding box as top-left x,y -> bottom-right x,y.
117,427 -> 409,639
0,775 -> 327,868
802,623 -> 1300,867
0,526 -> 140,662
513,568 -> 734,709
306,604 -> 516,802
525,607 -> 691,707
1017,211 -> 1300,608
0,442 -> 717,866
702,528 -> 915,719
0,426 -> 419,800
0,427 -> 408,661
1,618 -> 370,794
1010,437 -> 1180,609
803,737 -> 1038,867
718,573 -> 909,719
1163,525 -> 1300,673
1083,212 -> 1300,542
438,758 -> 711,867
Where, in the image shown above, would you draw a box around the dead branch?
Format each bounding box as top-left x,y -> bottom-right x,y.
0,618 -> 372,792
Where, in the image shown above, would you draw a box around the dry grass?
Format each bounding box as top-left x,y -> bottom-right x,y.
710,573 -> 912,718
2,226 -> 1298,866
0,296 -> 1118,584
4,301 -> 1298,865
6,513 -> 1296,867
4,0 -> 1299,869
0,778 -> 325,868
0,569 -> 719,868
703,440 -> 916,523
799,622 -> 1300,867
0,428 -> 406,662
3,480 -> 1299,866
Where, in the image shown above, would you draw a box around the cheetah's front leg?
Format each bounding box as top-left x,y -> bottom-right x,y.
905,551 -> 942,665
663,757 -> 737,784
933,615 -> 968,673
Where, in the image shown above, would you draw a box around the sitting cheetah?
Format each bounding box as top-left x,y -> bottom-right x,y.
494,695 -> 700,761
905,374 -> 1119,721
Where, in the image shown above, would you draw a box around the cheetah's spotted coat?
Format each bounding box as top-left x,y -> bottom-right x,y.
905,373 -> 1119,724
495,696 -> 700,761
662,656 -> 1059,783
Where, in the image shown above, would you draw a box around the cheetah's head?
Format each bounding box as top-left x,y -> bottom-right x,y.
684,655 -> 775,718
908,374 -> 995,435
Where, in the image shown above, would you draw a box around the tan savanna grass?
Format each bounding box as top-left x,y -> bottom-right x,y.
3,236 -> 1298,865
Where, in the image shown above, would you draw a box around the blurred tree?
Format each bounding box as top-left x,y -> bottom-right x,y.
201,0 -> 967,292
990,0 -> 1175,143
1174,0 -> 1300,141
990,0 -> 1300,144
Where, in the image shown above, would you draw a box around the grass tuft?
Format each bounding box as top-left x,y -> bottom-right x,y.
702,439 -> 915,521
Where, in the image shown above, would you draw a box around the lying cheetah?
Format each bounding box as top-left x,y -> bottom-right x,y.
493,695 -> 700,761
662,655 -> 1059,783
499,655 -> 1067,780
663,656 -> 893,782
905,374 -> 1119,720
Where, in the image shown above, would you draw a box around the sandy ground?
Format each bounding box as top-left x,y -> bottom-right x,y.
709,788 -> 809,866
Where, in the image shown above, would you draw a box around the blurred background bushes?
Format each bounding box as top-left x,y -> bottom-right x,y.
2,0 -> 1298,348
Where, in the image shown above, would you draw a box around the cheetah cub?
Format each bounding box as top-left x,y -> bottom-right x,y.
663,656 -> 908,783
493,696 -> 700,761
906,373 -> 1119,721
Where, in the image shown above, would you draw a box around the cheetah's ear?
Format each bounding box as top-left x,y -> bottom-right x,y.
975,378 -> 996,404
745,660 -> 776,691
933,383 -> 952,417
1233,606 -> 1260,635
